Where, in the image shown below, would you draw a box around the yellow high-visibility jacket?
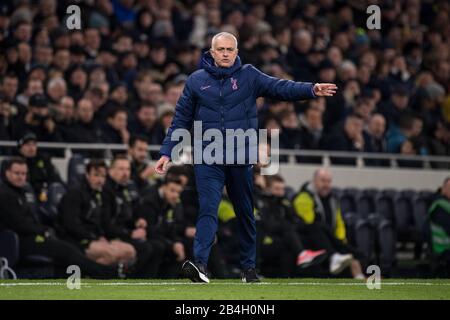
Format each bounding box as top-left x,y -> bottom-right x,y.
292,182 -> 347,242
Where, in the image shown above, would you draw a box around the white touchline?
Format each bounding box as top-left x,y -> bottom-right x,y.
1,282 -> 450,287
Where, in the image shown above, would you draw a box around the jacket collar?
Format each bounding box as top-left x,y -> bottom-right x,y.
201,51 -> 242,79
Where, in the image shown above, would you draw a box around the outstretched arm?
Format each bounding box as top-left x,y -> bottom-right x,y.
252,66 -> 337,100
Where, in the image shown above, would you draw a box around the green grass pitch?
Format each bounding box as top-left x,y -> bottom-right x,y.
1,279 -> 450,300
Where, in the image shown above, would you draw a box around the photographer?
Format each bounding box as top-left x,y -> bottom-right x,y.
12,93 -> 62,142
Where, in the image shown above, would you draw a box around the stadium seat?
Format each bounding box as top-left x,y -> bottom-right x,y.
39,182 -> 67,227
67,153 -> 86,187
0,230 -> 19,268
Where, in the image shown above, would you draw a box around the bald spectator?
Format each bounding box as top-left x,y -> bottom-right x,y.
292,168 -> 366,279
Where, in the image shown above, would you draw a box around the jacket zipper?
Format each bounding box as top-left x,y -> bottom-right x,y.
220,77 -> 224,132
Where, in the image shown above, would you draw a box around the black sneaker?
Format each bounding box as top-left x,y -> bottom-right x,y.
182,260 -> 210,283
241,268 -> 261,283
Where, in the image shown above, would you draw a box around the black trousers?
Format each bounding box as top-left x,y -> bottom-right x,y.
258,225 -> 305,278
126,239 -> 164,278
19,236 -> 117,279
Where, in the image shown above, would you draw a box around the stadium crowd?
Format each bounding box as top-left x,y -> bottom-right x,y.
0,0 -> 449,278
0,0 -> 449,162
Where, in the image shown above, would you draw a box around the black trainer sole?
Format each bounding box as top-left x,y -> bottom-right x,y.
298,252 -> 329,269
182,261 -> 210,283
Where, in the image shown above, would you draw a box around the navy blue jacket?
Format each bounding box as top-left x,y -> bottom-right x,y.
160,51 -> 317,164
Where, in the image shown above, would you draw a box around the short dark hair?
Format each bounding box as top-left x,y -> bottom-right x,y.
163,175 -> 183,186
137,103 -> 156,112
1,72 -> 18,84
110,154 -> 129,168
86,159 -> 107,173
129,135 -> 148,148
107,106 -> 127,119
166,165 -> 189,180
265,174 -> 284,187
4,157 -> 27,171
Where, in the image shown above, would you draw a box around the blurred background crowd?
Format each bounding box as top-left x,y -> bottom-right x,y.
0,0 -> 448,164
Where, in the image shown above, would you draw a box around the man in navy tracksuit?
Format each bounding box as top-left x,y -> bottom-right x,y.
155,32 -> 337,283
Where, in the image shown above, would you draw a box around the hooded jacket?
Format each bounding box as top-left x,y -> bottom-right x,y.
159,51 -> 316,164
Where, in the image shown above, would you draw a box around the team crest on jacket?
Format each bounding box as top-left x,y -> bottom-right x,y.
231,77 -> 238,90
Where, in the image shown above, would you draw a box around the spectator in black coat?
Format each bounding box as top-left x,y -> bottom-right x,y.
0,157 -> 119,279
129,103 -> 164,146
135,175 -> 188,278
59,159 -> 136,267
12,93 -> 62,142
324,114 -> 368,165
103,155 -> 164,278
127,135 -> 155,193
16,132 -> 63,200
101,107 -> 130,145
364,113 -> 389,167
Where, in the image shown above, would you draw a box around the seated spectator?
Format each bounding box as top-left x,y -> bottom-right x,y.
129,103 -> 164,145
0,157 -> 120,279
103,155 -> 164,278
364,113 -> 389,166
298,106 -> 325,163
46,77 -> 67,104
428,177 -> 450,265
378,85 -> 410,128
135,176 -> 192,279
0,93 -> 13,147
67,98 -> 103,158
159,109 -> 175,137
59,160 -> 136,268
101,107 -> 130,145
257,175 -> 327,277
428,120 -> 450,169
397,137 -> 427,168
278,109 -> 302,150
53,96 -> 76,142
16,132 -> 63,201
353,98 -> 375,129
386,112 -> 418,153
292,168 -> 365,279
127,135 -> 156,193
324,114 -> 368,165
14,78 -> 44,112
12,93 -> 61,142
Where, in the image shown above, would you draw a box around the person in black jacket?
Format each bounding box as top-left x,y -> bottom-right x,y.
127,135 -> 155,194
59,159 -> 136,267
103,155 -> 163,278
324,114 -> 368,165
257,175 -> 327,277
100,107 -> 129,145
135,175 -> 188,278
16,132 -> 63,200
12,93 -> 62,142
0,157 -> 119,279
